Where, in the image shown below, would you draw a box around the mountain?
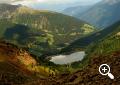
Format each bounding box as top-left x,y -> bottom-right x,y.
0,41 -> 35,84
76,0 -> 120,28
0,4 -> 95,57
55,19 -> 120,85
0,41 -> 58,84
87,21 -> 120,55
62,5 -> 92,16
1,3 -> 120,85
0,4 -> 20,19
61,21 -> 120,53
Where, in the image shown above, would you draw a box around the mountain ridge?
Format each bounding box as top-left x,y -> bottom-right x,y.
0,4 -> 95,57
78,0 -> 120,28
62,5 -> 92,17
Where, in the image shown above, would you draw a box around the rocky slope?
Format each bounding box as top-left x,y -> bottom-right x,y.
0,41 -> 35,84
0,4 -> 20,19
56,51 -> 120,85
0,41 -> 57,85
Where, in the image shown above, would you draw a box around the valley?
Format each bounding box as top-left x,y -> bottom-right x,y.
0,0 -> 120,85
54,20 -> 120,85
0,4 -> 95,58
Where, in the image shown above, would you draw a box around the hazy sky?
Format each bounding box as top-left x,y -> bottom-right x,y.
0,0 -> 102,11
0,0 -> 101,5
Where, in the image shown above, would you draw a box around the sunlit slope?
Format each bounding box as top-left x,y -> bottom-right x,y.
0,41 -> 57,84
0,41 -> 32,84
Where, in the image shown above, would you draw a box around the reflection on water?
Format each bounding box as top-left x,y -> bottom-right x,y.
50,51 -> 85,64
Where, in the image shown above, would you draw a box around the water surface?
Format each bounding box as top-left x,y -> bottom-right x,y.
50,51 -> 85,64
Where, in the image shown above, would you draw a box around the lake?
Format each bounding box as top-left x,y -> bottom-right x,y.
50,51 -> 85,65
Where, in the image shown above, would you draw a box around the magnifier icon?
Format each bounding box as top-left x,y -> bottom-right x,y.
99,64 -> 114,79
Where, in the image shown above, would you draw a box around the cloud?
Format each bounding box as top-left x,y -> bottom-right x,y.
12,0 -> 79,5
0,0 -> 101,5
0,0 -> 69,4
0,0 -> 11,3
0,0 -> 101,12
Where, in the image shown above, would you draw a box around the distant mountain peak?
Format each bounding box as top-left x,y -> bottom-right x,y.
104,0 -> 120,5
0,3 -> 21,7
73,0 -> 120,28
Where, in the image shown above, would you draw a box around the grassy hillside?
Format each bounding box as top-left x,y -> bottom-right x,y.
61,21 -> 120,53
87,21 -> 120,55
0,4 -> 95,57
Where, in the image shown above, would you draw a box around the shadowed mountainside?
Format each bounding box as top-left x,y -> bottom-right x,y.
61,21 -> 120,53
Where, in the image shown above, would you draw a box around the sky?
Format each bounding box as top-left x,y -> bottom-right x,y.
0,0 -> 102,11
0,0 -> 102,4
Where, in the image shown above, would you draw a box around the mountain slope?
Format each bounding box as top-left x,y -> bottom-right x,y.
61,21 -> 120,52
0,4 -> 20,19
0,41 -> 35,84
56,51 -> 120,85
62,5 -> 92,16
87,21 -> 120,55
77,0 -> 120,28
0,4 -> 95,56
0,41 -> 58,84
